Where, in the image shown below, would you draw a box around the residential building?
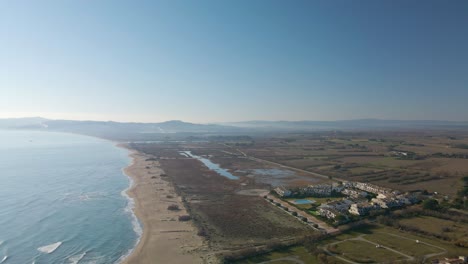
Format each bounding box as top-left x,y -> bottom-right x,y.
342,188 -> 367,199
274,186 -> 292,197
349,203 -> 379,216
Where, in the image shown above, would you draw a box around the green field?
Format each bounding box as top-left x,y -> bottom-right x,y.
399,216 -> 468,241
328,239 -> 406,263
363,232 -> 442,257
231,246 -> 320,263
233,223 -> 468,264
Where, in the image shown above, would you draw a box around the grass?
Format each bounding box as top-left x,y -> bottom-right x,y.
399,216 -> 468,241
231,246 -> 320,263
321,224 -> 468,262
363,232 -> 442,257
330,239 -> 406,263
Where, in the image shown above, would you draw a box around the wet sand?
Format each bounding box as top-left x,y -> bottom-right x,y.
121,148 -> 206,264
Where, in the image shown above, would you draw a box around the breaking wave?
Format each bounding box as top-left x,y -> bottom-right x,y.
37,242 -> 62,254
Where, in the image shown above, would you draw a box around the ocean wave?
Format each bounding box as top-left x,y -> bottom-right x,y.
117,166 -> 142,264
60,191 -> 109,203
80,254 -> 105,264
68,252 -> 86,264
37,241 -> 62,254
1,256 -> 8,263
120,176 -> 142,237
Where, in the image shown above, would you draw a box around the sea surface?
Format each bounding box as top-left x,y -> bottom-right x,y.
0,130 -> 139,264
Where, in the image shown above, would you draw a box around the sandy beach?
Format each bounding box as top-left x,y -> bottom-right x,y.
121,147 -> 206,264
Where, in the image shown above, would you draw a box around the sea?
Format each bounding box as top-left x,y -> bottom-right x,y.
0,130 -> 140,264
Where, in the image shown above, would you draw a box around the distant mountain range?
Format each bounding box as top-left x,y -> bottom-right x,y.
1,117 -> 468,140
220,119 -> 468,131
0,117 -> 242,140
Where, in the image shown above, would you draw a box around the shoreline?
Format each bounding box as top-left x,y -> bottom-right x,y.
118,144 -> 206,264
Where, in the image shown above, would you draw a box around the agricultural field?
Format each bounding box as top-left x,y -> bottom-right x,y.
234,131 -> 468,196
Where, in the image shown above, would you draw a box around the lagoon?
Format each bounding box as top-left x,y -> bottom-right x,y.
181,151 -> 238,180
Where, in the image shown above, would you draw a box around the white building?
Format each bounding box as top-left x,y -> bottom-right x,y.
274,186 -> 292,197
349,203 -> 379,216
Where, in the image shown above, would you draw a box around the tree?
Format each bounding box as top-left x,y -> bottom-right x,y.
422,199 -> 439,210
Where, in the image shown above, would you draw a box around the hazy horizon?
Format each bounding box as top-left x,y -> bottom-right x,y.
2,1 -> 468,123
2,115 -> 468,125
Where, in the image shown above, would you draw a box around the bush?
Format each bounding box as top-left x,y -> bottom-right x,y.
167,204 -> 180,211
441,226 -> 451,232
197,228 -> 208,237
166,195 -> 174,198
422,199 -> 439,210
178,215 -> 191,221
292,212 -> 298,216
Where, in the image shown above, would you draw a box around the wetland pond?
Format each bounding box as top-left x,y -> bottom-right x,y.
248,168 -> 322,187
180,151 -> 239,180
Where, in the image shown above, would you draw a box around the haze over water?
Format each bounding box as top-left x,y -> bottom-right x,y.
0,130 -> 139,264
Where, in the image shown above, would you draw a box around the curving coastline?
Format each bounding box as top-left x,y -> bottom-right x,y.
119,146 -> 205,264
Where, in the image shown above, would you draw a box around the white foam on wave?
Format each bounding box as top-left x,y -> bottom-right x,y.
117,159 -> 143,264
67,252 -> 86,264
37,241 -> 62,254
1,256 -> 8,263
61,191 -> 108,203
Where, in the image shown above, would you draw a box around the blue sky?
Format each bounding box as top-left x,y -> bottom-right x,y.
1,0 -> 467,123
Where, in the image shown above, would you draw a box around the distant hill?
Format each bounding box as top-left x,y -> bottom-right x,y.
2,118 -> 468,141
0,117 -> 48,128
221,119 -> 468,131
0,118 -> 243,140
